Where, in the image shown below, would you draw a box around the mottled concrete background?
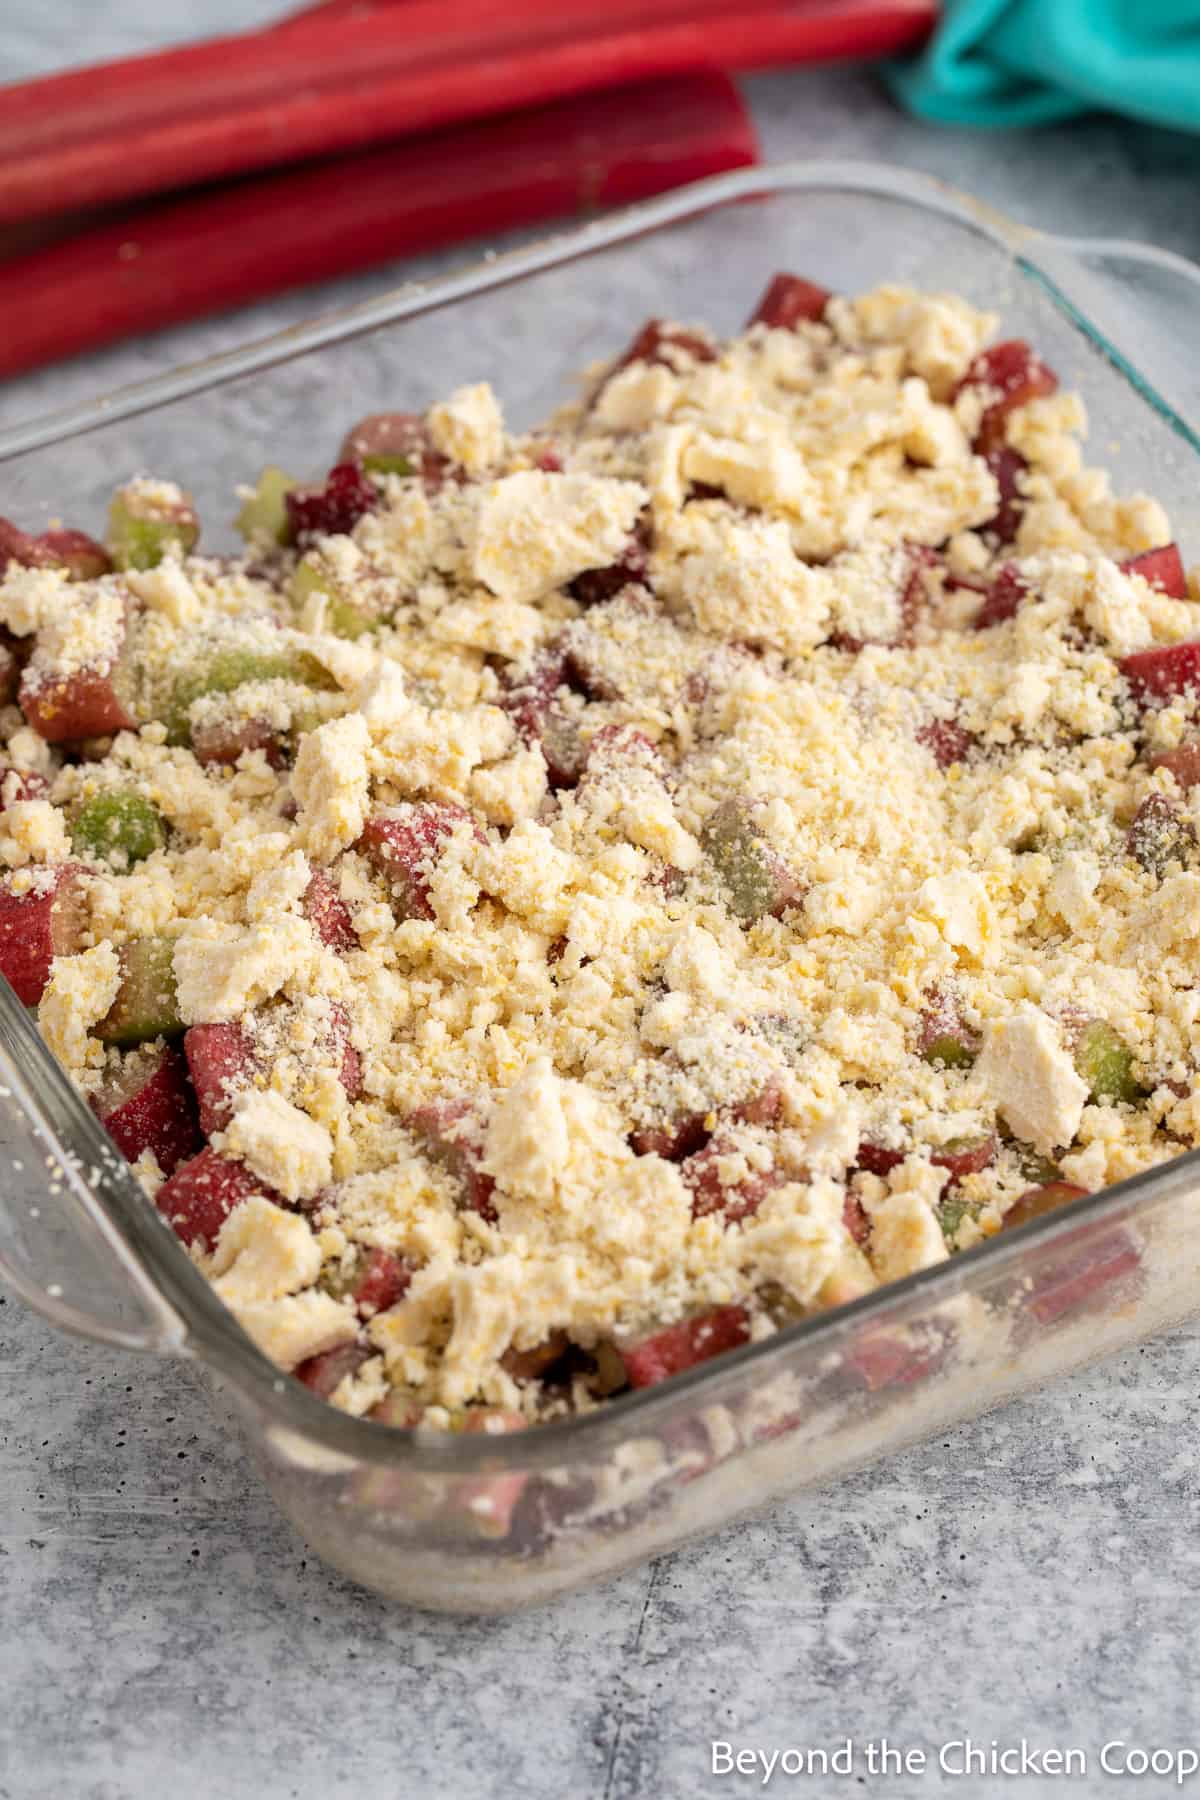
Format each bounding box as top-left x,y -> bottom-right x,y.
4,9 -> 1200,1797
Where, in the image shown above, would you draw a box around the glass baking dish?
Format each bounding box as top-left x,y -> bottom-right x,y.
4,160 -> 1200,1614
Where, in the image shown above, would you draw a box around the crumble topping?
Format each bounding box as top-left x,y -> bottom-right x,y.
3,275 -> 1197,1432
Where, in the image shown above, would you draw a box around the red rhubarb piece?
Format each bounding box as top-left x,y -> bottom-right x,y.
974,562 -> 1030,631
91,1043 -> 201,1175
1146,741 -> 1200,789
0,515 -> 40,569
1004,1181 -> 1140,1325
327,1000 -> 363,1101
917,717 -> 975,769
407,1097 -> 497,1222
843,1192 -> 870,1246
619,1304 -> 750,1389
732,1079 -> 782,1128
285,461 -> 379,544
1120,641 -> 1200,707
0,863 -> 85,1006
629,1112 -> 710,1161
1120,543 -> 1187,598
568,533 -> 650,608
1127,793 -> 1194,876
957,340 -> 1058,450
501,1331 -> 570,1385
190,715 -> 284,769
1004,1180 -> 1089,1232
348,1247 -> 412,1317
917,986 -> 979,1069
338,412 -> 451,492
359,802 -> 481,921
614,318 -> 716,375
304,868 -> 357,951
848,1330 -> 944,1391
747,272 -> 831,329
37,530 -> 112,581
931,1133 -> 997,1185
682,1135 -> 781,1224
184,1021 -> 258,1136
856,1140 -> 904,1178
155,1146 -> 282,1250
20,664 -> 136,743
296,1341 -> 368,1398
500,649 -> 587,789
983,446 -> 1028,544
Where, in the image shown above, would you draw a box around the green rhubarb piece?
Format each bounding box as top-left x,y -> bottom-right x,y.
935,1193 -> 973,1242
1073,1020 -> 1144,1106
921,1033 -> 977,1071
700,798 -> 801,923
1016,1147 -> 1062,1186
164,645 -> 337,744
289,553 -> 376,639
106,484 -> 200,571
235,467 -> 296,548
362,452 -> 415,477
95,936 -> 182,1045
71,790 -> 164,868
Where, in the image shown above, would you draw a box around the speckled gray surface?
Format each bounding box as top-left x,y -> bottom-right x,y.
5,9 -> 1200,1799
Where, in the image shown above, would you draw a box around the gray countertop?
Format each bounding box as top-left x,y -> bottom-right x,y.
4,9 -> 1200,1798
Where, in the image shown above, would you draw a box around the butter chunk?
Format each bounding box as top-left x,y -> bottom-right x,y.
868,1168 -> 950,1281
679,518 -> 831,655
212,1195 -> 322,1303
172,915 -> 316,1024
39,943 -> 121,1074
912,871 -> 995,963
292,712 -> 371,860
222,1090 -> 334,1202
976,1007 -> 1087,1155
427,382 -> 504,475
471,471 -> 646,604
229,1290 -> 358,1370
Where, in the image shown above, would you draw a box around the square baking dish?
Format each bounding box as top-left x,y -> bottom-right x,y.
4,160 -> 1200,1614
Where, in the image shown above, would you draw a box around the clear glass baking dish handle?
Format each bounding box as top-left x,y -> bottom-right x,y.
0,982 -> 188,1353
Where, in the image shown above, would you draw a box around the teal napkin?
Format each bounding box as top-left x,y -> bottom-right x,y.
887,0 -> 1200,132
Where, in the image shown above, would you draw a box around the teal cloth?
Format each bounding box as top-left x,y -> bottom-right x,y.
887,0 -> 1200,132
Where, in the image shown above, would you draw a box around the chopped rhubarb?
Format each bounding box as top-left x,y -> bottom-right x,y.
614,319 -> 716,375
106,482 -> 199,570
190,714 -> 285,769
581,721 -> 669,785
619,1304 -> 750,1389
500,651 -> 587,789
407,1097 -> 497,1222
304,868 -> 356,951
917,717 -> 975,769
0,516 -> 111,580
328,1000 -> 363,1101
700,797 -> 804,922
323,1245 -> 412,1317
20,664 -> 137,743
1120,641 -> 1200,707
1126,793 -> 1194,877
164,644 -> 335,746
296,1341 -> 369,1398
748,272 -> 831,329
931,1132 -> 997,1184
568,533 -> 650,609
285,461 -> 379,544
957,340 -> 1058,451
234,466 -> 296,547
848,1329 -> 945,1391
156,1146 -> 281,1249
983,446 -> 1028,544
359,802 -> 481,921
338,413 -> 450,490
843,1192 -> 871,1246
856,1139 -> 905,1178
732,1079 -> 782,1128
70,789 -> 164,867
91,1043 -> 201,1175
1029,1228 -> 1140,1327
629,1113 -> 710,1161
1072,1020 -> 1143,1105
682,1135 -> 781,1224
0,864 -> 85,1006
95,935 -> 183,1045
917,987 -> 979,1069
1147,741 -> 1200,790
184,1021 -> 258,1135
1120,543 -> 1187,598
974,562 -> 1029,631
1004,1180 -> 1089,1232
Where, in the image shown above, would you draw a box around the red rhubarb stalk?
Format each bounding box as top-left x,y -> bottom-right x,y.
0,3 -> 934,227
0,74 -> 757,378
